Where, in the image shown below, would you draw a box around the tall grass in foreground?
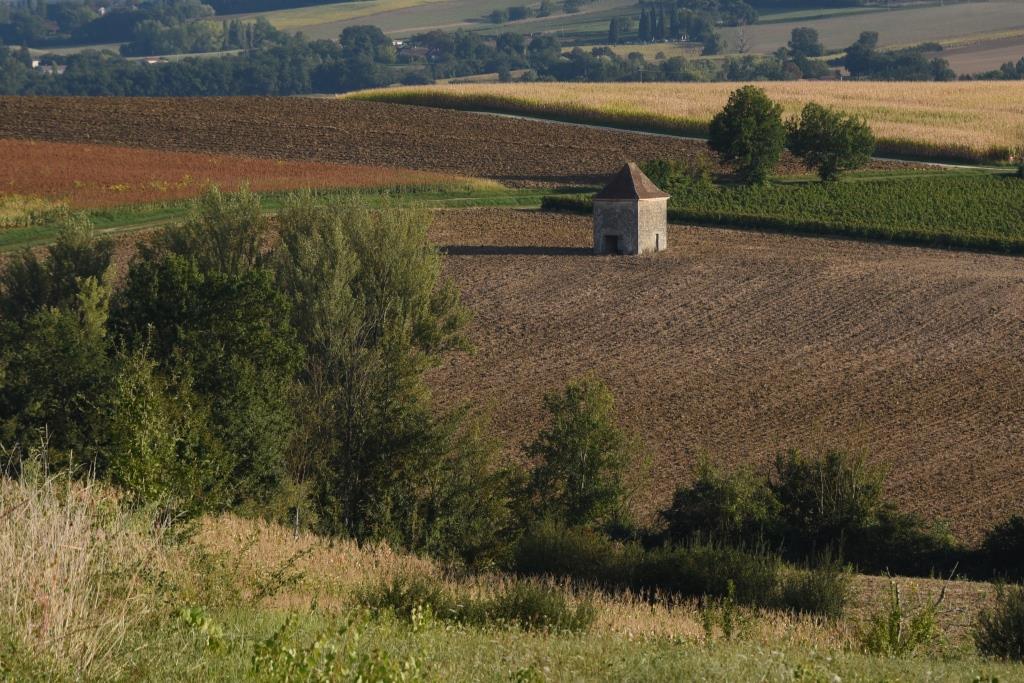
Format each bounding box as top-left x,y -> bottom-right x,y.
352,82 -> 1024,163
0,459 -> 160,677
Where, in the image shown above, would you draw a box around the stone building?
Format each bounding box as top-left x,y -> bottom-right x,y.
593,162 -> 669,255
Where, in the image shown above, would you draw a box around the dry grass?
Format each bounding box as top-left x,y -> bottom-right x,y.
0,138 -> 491,210
0,461 -> 160,677
196,512 -> 992,651
355,82 -> 1024,163
0,194 -> 68,230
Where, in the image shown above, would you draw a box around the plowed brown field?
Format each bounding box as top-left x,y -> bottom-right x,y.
426,208 -> 1024,542
0,138 -> 473,209
0,97 -> 903,186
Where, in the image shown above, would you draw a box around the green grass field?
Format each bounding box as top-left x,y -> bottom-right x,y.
0,184 -> 553,252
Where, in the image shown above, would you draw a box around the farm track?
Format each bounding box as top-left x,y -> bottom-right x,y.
0,97 -> 899,186
427,208 -> 1024,542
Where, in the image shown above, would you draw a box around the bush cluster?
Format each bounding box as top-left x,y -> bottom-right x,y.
359,572 -> 596,633
514,520 -> 849,617
660,451 -> 957,577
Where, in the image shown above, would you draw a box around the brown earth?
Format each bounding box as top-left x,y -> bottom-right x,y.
0,97 -> 909,187
0,138 -> 471,209
425,208 -> 1024,543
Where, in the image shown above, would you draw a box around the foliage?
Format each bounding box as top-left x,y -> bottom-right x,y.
0,216 -> 115,465
104,350 -> 226,520
786,102 -> 875,181
525,377 -> 638,529
770,450 -> 884,559
513,521 -> 841,614
708,86 -> 786,184
778,559 -> 851,620
272,194 -> 511,566
975,585 -> 1024,661
982,516 -> 1024,581
845,31 -> 955,81
112,252 -> 301,508
359,572 -> 596,632
788,27 -> 823,58
861,580 -> 944,657
660,458 -> 780,546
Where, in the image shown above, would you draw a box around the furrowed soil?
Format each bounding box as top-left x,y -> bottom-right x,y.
0,97 -> 901,187
0,138 -> 471,209
426,208 -> 1024,543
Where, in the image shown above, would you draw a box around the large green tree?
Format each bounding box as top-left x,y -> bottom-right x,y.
708,85 -> 786,184
786,102 -> 875,181
274,194 -> 510,565
112,188 -> 302,506
525,377 -> 637,529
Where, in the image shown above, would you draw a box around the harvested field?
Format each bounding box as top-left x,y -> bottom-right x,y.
0,138 -> 479,209
426,208 -> 1024,543
942,34 -> 1024,75
0,97 -> 900,187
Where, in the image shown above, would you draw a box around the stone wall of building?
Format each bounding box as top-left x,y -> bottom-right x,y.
593,199 -> 639,254
593,198 -> 667,255
637,197 -> 668,254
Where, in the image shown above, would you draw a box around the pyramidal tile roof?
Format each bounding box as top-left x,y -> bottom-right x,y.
595,162 -> 670,200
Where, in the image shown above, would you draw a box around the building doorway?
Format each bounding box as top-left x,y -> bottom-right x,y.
603,234 -> 620,254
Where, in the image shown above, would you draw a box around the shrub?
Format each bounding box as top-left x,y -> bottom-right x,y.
660,459 -> 780,547
786,102 -> 875,181
636,541 -> 781,607
358,572 -> 596,632
982,516 -> 1024,581
861,580 -> 944,657
777,558 -> 851,619
525,377 -> 638,529
486,581 -> 596,632
975,585 -> 1024,661
708,86 -> 785,184
770,450 -> 883,560
357,572 -> 460,622
513,519 -> 636,586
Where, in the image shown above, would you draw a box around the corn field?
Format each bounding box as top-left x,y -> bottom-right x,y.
354,82 -> 1024,164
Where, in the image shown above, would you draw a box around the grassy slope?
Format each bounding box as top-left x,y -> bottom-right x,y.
50,512 -> 1024,680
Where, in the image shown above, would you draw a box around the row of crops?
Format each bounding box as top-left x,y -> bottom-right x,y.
543,173 -> 1024,253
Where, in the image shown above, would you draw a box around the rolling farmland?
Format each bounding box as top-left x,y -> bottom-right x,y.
0,138 -> 481,209
0,96 -> 837,185
717,0 -> 1024,58
427,208 -> 1024,542
1,95 -> 1022,543
357,81 -> 1024,163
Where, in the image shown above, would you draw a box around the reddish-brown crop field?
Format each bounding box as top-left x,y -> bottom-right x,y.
0,138 -> 470,209
426,208 -> 1024,542
0,97 -> 907,186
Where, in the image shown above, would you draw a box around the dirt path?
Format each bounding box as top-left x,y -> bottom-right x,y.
426,208 -> 1024,542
